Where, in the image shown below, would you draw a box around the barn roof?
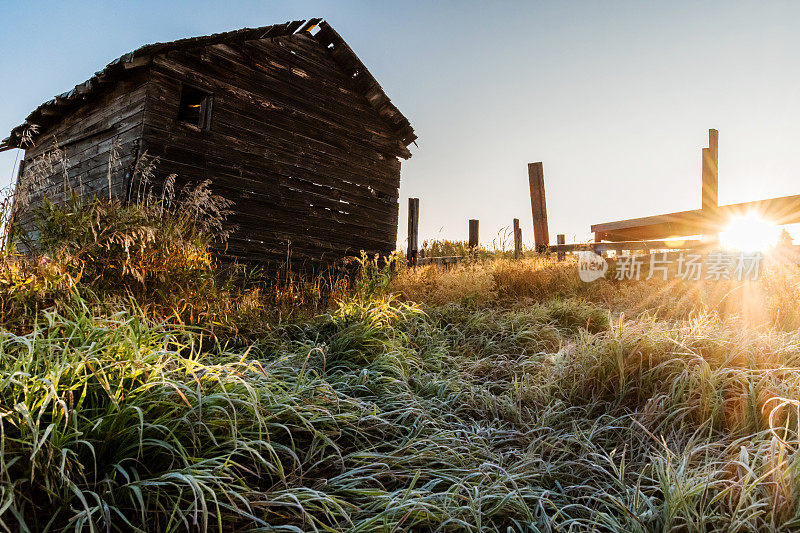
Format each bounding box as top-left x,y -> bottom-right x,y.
0,19 -> 416,154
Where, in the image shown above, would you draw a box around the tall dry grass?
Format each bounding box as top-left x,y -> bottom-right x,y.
4,150 -> 800,529
1,220 -> 800,530
393,254 -> 800,328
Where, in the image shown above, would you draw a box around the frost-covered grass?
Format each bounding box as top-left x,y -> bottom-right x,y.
4,202 -> 800,530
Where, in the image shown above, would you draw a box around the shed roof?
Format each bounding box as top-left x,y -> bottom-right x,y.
1,19 -> 416,155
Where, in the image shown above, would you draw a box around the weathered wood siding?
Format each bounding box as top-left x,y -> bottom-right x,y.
15,72 -> 147,228
140,33 -> 403,268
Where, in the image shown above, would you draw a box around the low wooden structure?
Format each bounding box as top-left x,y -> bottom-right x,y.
2,19 -> 416,269
591,130 -> 800,242
592,195 -> 800,242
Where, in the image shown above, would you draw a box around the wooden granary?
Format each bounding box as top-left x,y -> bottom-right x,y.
1,19 -> 416,268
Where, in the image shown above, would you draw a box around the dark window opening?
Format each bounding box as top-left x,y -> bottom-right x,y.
178,86 -> 212,129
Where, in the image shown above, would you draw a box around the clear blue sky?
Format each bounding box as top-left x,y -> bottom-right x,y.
2,1 -> 800,247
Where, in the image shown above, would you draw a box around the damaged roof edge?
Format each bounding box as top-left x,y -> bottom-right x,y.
1,18 -> 416,155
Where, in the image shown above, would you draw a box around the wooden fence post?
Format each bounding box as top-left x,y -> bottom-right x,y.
469,219 -> 479,250
557,234 -> 565,261
407,198 -> 419,266
593,234 -> 606,258
528,162 -> 550,253
513,218 -> 522,258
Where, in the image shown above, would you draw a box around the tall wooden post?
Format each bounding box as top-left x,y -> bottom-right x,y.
469,219 -> 479,250
702,129 -> 718,212
407,198 -> 419,266
528,162 -> 550,252
557,234 -> 565,261
702,129 -> 719,244
513,218 -> 522,258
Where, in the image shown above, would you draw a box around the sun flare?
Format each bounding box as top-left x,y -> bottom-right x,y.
718,213 -> 780,252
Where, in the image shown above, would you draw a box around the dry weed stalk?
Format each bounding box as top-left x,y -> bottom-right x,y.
13,139 -> 67,216
130,153 -> 234,241
105,137 -> 121,200
177,178 -> 234,241
131,150 -> 158,204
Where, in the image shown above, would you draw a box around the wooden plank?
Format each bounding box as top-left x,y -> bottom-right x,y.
528,162 -> 550,251
553,239 -> 707,253
407,198 -> 419,266
592,207 -> 704,235
418,238 -> 710,266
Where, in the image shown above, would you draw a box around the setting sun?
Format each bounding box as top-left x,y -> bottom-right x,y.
718,213 -> 781,251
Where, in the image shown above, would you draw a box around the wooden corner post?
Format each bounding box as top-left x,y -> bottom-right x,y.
407,198 -> 419,266
513,218 -> 522,258
702,129 -> 718,212
528,162 -> 550,252
702,129 -> 719,243
557,234 -> 565,261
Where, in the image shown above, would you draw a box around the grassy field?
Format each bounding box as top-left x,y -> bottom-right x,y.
3,201 -> 800,531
